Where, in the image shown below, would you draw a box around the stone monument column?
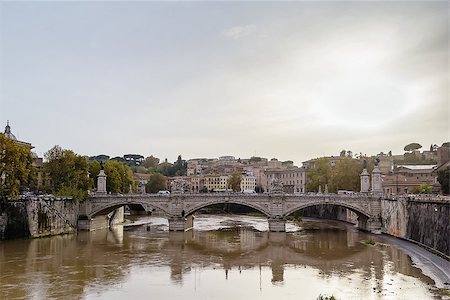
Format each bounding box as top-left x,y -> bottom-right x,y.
360,169 -> 370,193
371,165 -> 383,194
97,170 -> 107,194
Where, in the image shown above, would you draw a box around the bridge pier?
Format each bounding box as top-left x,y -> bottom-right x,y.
168,215 -> 194,231
268,217 -> 286,232
78,207 -> 124,231
366,217 -> 382,234
357,216 -> 382,234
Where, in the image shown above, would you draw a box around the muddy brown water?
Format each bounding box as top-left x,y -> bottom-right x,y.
0,215 -> 447,299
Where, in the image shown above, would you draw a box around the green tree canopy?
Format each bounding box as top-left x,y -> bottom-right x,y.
306,158 -> 331,192
330,158 -> 363,192
44,145 -> 90,201
0,134 -> 34,200
404,143 -> 422,152
437,168 -> 449,195
88,160 -> 101,189
412,184 -> 432,194
142,155 -> 160,169
306,157 -> 371,193
157,155 -> 187,177
104,160 -> 134,194
227,172 -> 242,192
145,173 -> 167,193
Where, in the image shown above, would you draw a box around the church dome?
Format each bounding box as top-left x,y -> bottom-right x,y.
4,121 -> 17,140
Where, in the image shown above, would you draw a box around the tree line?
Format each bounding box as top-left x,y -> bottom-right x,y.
0,136 -> 187,201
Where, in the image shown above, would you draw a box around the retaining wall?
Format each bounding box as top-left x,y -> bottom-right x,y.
381,197 -> 450,257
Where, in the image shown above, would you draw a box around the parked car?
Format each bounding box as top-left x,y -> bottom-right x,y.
157,190 -> 170,196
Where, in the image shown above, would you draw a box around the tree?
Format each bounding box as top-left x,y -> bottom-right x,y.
306,158 -> 331,192
340,150 -> 346,157
145,173 -> 167,193
142,155 -> 160,169
437,168 -> 449,195
346,150 -> 353,158
157,160 -> 173,176
404,143 -> 422,152
227,172 -> 242,192
88,160 -> 101,189
172,155 -> 187,176
0,134 -> 34,200
103,160 -> 134,194
249,156 -> 262,163
44,145 -> 90,201
329,158 -> 361,192
412,184 -> 432,194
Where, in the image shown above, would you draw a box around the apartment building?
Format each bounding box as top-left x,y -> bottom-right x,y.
265,167 -> 306,193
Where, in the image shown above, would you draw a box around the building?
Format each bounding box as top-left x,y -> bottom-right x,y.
431,160 -> 450,194
203,175 -> 229,191
382,165 -> 437,195
133,173 -> 150,192
3,121 -> 33,149
190,176 -> 205,192
240,174 -> 256,192
265,167 -> 306,193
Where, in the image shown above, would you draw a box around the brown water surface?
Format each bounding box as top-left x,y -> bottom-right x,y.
0,216 -> 446,299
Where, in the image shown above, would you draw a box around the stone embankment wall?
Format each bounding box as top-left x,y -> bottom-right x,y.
0,201 -> 29,239
381,197 -> 450,257
0,198 -> 78,240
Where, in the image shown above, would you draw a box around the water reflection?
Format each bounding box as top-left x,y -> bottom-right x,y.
0,217 -> 444,300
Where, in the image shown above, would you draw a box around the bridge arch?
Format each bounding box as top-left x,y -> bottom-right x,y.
89,200 -> 170,218
184,199 -> 271,217
283,200 -> 372,220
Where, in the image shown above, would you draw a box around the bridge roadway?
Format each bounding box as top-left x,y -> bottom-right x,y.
79,192 -> 383,233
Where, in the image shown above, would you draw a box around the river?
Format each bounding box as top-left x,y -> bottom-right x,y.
0,215 -> 449,299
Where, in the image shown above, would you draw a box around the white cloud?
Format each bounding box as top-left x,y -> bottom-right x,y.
222,24 -> 256,40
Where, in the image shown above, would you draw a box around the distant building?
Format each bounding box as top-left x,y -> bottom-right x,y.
382,165 -> 437,195
240,174 -> 256,192
219,156 -> 236,163
437,144 -> 450,165
3,121 -> 33,149
204,175 -> 229,191
265,167 -> 306,193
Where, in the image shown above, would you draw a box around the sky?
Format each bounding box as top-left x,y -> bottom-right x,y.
0,1 -> 448,165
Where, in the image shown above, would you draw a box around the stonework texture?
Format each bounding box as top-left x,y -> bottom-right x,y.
381,197 -> 450,257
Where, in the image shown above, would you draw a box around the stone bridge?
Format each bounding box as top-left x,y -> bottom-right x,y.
78,193 -> 383,233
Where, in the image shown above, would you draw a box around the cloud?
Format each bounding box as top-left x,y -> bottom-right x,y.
222,24 -> 256,40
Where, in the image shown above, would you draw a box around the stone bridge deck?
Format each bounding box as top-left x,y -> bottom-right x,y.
79,193 -> 384,233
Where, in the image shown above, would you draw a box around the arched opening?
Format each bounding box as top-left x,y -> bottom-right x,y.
173,202 -> 272,232
284,203 -> 372,232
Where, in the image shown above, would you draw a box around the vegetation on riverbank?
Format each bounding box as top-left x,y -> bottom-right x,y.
363,239 -> 376,245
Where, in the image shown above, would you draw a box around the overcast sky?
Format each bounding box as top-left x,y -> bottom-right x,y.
0,1 -> 448,165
